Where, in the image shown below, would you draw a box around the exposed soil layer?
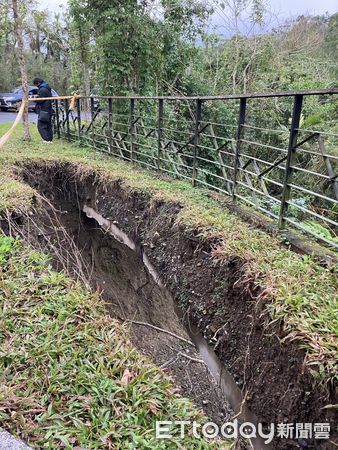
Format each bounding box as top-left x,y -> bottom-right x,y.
9,164 -> 236,434
6,160 -> 337,450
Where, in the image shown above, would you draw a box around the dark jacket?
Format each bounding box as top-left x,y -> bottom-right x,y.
35,81 -> 52,115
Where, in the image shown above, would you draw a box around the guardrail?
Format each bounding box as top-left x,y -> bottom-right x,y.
53,89 -> 338,250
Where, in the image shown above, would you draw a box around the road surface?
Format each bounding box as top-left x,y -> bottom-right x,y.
0,430 -> 31,449
0,111 -> 37,124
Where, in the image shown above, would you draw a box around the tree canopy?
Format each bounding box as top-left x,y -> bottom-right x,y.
0,0 -> 336,97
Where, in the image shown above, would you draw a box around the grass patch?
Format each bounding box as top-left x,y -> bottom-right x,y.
0,234 -> 228,449
0,174 -> 35,212
0,124 -> 337,385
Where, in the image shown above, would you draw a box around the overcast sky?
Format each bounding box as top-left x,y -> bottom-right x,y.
266,0 -> 336,17
37,0 -> 337,23
38,0 -> 67,12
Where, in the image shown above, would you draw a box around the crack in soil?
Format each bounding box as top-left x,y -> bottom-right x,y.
2,159 -> 336,450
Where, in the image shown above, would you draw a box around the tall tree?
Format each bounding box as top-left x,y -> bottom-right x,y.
68,0 -> 211,96
12,0 -> 30,141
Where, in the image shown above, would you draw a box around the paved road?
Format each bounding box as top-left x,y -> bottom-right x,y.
0,430 -> 31,449
0,111 -> 37,124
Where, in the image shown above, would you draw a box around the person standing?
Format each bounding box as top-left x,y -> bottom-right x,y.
33,77 -> 53,143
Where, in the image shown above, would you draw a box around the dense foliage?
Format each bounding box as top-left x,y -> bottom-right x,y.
0,0 -> 337,97
0,0 -> 69,93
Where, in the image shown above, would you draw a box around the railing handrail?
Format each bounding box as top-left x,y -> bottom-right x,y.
79,88 -> 338,101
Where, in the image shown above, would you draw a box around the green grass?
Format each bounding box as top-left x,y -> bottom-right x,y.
0,235 -> 229,449
0,124 -> 337,386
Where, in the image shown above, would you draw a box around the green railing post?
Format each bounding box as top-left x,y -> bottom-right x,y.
55,99 -> 61,139
192,99 -> 202,187
90,97 -> 95,149
76,98 -> 82,144
232,97 -> 247,201
130,98 -> 135,163
157,99 -> 164,170
64,98 -> 70,140
279,94 -> 303,229
108,98 -> 113,154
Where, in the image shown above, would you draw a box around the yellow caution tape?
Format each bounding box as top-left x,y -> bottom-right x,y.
0,94 -> 79,150
0,100 -> 26,149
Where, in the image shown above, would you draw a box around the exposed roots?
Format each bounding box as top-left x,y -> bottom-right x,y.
4,193 -> 92,286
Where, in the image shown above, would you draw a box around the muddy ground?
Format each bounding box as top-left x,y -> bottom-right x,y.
3,160 -> 337,450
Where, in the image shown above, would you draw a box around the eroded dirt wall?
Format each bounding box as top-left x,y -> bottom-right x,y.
8,160 -> 337,450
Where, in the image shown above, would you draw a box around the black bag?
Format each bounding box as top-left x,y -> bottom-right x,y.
38,110 -> 51,123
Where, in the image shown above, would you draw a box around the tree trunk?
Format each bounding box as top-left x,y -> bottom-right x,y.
12,0 -> 31,141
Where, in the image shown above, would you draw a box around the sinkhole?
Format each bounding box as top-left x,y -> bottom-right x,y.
2,160 -> 335,450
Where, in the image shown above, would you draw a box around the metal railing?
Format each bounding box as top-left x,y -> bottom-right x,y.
53,89 -> 338,250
